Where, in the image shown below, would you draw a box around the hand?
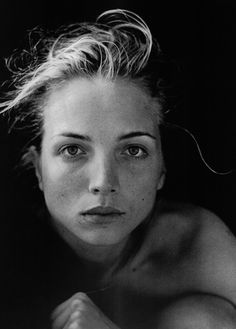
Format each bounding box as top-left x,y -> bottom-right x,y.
51,292 -> 120,329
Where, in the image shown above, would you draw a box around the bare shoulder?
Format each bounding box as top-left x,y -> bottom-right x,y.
148,199 -> 236,304
184,204 -> 236,304
151,198 -> 236,250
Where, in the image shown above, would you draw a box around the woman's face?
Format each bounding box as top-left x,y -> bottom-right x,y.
34,77 -> 165,247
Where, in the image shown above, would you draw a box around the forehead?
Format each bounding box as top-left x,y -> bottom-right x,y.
43,77 -> 160,138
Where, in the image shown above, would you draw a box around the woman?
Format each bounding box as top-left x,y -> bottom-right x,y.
1,9 -> 236,329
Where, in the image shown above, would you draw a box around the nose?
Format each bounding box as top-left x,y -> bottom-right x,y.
88,155 -> 120,195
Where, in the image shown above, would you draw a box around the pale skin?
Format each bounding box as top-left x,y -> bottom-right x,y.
32,76 -> 236,329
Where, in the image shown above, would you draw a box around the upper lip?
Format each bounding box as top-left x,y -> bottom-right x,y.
81,206 -> 125,215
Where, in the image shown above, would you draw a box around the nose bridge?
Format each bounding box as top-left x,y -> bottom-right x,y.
89,151 -> 119,194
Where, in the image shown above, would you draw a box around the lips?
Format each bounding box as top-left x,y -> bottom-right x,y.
81,206 -> 125,216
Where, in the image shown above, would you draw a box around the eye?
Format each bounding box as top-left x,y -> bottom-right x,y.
124,145 -> 148,158
59,144 -> 85,158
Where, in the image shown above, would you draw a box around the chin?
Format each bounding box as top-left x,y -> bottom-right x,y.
52,217 -> 131,247
74,226 -> 129,246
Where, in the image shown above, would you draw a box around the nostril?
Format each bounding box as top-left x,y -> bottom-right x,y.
91,186 -> 117,194
92,188 -> 100,194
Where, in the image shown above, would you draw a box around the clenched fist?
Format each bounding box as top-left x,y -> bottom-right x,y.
51,292 -> 120,329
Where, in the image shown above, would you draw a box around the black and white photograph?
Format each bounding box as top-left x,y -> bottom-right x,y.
0,1 -> 235,328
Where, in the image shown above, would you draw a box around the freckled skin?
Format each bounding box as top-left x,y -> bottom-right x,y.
35,76 -> 165,255
33,76 -> 236,329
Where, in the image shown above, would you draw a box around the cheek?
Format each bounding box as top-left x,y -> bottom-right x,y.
41,164 -> 87,212
125,158 -> 161,188
121,162 -> 160,206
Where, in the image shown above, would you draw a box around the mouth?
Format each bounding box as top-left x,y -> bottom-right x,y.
79,206 -> 125,225
81,206 -> 125,217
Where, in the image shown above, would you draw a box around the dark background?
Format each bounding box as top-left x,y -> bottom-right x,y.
0,0 -> 235,256
0,1 -> 235,327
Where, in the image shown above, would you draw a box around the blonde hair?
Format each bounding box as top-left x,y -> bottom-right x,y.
0,9 -> 164,138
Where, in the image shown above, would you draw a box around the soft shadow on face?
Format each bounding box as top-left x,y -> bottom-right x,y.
33,76 -> 165,251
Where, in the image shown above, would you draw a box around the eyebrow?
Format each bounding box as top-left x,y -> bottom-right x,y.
118,131 -> 156,140
59,133 -> 92,141
57,131 -> 156,141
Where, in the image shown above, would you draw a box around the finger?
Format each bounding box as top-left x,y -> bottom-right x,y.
51,292 -> 87,320
65,323 -> 79,329
51,293 -> 89,329
63,311 -> 81,329
61,295 -> 96,329
52,299 -> 80,329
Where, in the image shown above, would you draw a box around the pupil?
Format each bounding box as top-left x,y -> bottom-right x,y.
129,147 -> 139,155
68,146 -> 78,155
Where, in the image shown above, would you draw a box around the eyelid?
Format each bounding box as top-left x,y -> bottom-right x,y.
124,143 -> 148,150
123,144 -> 149,158
58,144 -> 86,158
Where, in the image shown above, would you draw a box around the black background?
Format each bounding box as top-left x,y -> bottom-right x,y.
0,1 -> 235,328
0,0 -> 235,257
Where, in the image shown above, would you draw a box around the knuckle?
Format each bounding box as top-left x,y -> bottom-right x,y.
68,322 -> 79,329
70,293 -> 87,309
70,310 -> 80,320
71,298 -> 81,308
79,292 -> 88,299
74,292 -> 88,301
70,296 -> 89,313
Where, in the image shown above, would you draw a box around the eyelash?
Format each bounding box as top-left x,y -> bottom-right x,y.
58,144 -> 148,160
123,145 -> 148,159
59,144 -> 85,158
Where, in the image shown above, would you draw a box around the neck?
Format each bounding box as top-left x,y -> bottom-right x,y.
49,199 -> 160,279
52,222 -> 130,274
72,237 -> 129,267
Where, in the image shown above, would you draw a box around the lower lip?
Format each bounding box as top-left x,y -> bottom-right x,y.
81,213 -> 123,225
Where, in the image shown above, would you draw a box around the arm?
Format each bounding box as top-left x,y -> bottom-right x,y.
157,208 -> 236,329
157,293 -> 236,329
51,292 -> 236,329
